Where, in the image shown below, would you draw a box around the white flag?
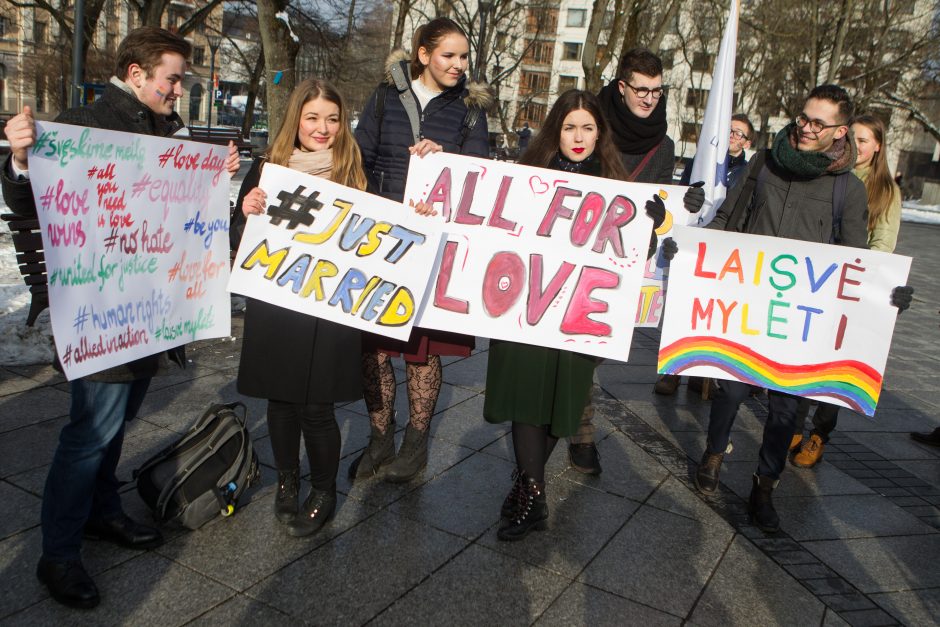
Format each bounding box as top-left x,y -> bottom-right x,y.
690,0 -> 739,225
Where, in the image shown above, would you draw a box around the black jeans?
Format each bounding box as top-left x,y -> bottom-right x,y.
267,400 -> 339,492
795,398 -> 840,442
705,380 -> 800,480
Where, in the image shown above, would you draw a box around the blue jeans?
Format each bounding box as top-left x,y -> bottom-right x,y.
705,380 -> 800,480
41,378 -> 151,561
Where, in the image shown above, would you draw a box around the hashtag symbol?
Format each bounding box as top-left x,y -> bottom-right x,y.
62,345 -> 71,366
39,184 -> 56,211
158,147 -> 175,168
87,166 -> 98,179
73,306 -> 89,332
131,173 -> 152,198
268,186 -> 321,229
104,228 -> 118,252
167,259 -> 181,281
183,216 -> 194,233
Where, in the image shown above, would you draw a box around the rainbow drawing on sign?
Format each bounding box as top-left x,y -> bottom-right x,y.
658,336 -> 882,417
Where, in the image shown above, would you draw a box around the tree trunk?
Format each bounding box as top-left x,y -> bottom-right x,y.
647,0 -> 680,54
825,0 -> 854,83
139,1 -> 171,28
256,0 -> 299,139
393,0 -> 413,50
581,0 -> 609,93
241,50 -> 265,140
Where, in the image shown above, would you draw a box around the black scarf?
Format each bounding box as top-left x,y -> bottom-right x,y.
598,81 -> 667,155
549,151 -> 602,177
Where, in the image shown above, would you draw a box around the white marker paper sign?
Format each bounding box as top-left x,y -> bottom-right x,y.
658,225 -> 912,416
228,163 -> 444,340
404,152 -> 687,361
28,121 -> 232,380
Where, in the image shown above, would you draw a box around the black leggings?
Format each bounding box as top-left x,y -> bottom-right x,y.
511,423 -> 559,484
267,400 -> 339,492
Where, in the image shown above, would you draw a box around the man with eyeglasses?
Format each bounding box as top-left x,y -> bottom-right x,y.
674,84 -> 914,533
562,47 -> 706,476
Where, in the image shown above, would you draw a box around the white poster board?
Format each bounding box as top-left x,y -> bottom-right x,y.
28,122 -> 232,380
405,152 -> 688,361
658,225 -> 912,416
228,163 -> 444,340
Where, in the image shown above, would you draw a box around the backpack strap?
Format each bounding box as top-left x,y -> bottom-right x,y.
830,172 -> 849,244
724,149 -> 768,231
389,62 -> 422,145
626,143 -> 661,182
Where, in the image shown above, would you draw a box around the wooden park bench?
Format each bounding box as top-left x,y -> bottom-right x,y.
188,126 -> 254,156
1,213 -> 48,327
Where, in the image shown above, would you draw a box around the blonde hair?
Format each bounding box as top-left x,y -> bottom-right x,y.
267,78 -> 367,191
854,114 -> 897,230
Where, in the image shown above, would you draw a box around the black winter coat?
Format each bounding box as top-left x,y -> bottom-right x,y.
355,54 -> 491,202
1,80 -> 186,382
232,158 -> 363,404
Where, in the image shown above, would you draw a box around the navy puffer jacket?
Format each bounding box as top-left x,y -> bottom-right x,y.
355,51 -> 492,202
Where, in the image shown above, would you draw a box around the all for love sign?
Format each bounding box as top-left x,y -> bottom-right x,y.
229,163 -> 444,340
28,122 -> 232,380
658,226 -> 912,416
405,152 -> 687,361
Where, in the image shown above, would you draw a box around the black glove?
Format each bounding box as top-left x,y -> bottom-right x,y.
684,181 -> 705,213
891,285 -> 914,312
647,232 -> 658,260
645,194 -> 667,229
662,236 -> 678,261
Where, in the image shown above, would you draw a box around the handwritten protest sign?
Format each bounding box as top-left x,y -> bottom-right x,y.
404,152 -> 687,361
658,226 -> 912,416
636,198 -> 699,327
28,122 -> 232,380
228,163 -> 443,340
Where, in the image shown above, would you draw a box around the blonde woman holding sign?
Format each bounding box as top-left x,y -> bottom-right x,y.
233,79 -> 367,537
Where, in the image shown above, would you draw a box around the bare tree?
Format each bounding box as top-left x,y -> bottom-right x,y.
256,0 -> 299,138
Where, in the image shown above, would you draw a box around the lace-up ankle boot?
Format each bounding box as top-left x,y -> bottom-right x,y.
274,469 -> 300,523
384,424 -> 429,483
694,451 -> 724,495
348,425 -> 396,480
501,469 -> 525,519
748,474 -> 780,533
497,476 -> 548,541
288,488 -> 336,537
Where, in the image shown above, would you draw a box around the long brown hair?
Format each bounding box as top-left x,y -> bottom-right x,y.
410,17 -> 468,80
267,78 -> 367,191
519,90 -> 628,181
853,114 -> 896,230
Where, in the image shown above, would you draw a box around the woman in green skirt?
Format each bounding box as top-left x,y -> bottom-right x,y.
486,90 -> 666,541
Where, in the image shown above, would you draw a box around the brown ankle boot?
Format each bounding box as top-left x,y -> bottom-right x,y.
792,433 -> 824,468
694,451 -> 724,494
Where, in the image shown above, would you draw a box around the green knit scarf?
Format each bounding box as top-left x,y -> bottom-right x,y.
771,122 -> 835,179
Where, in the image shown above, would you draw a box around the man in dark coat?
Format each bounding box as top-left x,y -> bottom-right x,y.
687,84 -> 912,533
516,122 -> 531,152
1,27 -> 239,609
571,47 -> 704,475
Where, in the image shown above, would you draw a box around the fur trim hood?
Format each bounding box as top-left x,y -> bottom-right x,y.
384,49 -> 494,111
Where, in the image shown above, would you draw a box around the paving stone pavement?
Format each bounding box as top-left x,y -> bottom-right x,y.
0,222 -> 938,625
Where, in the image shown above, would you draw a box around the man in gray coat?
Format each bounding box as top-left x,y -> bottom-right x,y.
687,85 -> 909,532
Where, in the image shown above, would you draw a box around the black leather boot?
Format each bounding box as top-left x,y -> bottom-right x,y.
348,425 -> 396,479
384,424 -> 429,483
694,451 -> 724,495
748,474 -> 780,533
37,558 -> 99,609
274,469 -> 300,524
83,513 -> 163,549
500,469 -> 525,519
287,488 -> 336,537
497,476 -> 548,541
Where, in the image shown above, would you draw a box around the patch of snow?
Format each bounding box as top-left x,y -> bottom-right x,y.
902,200 -> 940,226
275,11 -> 300,44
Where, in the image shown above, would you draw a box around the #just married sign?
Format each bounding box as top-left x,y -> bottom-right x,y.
405,152 -> 687,361
28,121 -> 232,380
228,163 -> 444,339
658,226 -> 912,416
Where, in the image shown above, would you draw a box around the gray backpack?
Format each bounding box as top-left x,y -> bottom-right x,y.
135,402 -> 260,529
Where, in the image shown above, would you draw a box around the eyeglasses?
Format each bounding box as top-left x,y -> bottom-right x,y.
624,83 -> 669,100
730,129 -> 749,140
795,113 -> 843,134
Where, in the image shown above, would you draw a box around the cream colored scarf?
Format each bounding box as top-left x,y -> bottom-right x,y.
288,148 -> 333,180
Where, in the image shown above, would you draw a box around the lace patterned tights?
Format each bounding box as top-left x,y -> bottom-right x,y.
361,352 -> 442,432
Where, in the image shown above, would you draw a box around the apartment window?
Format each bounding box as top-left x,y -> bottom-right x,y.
34,20 -> 46,44
523,40 -> 555,65
0,16 -> 11,39
106,30 -> 117,53
35,75 -> 46,112
526,8 -> 558,34
691,52 -> 714,72
517,102 -> 548,127
562,42 -> 582,61
681,122 -> 699,143
558,75 -> 579,92
520,70 -> 551,95
567,9 -> 586,28
686,88 -> 709,108
660,49 -> 675,70
192,46 -> 205,66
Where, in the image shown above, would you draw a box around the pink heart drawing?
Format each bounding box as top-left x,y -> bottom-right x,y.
529,176 -> 550,195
